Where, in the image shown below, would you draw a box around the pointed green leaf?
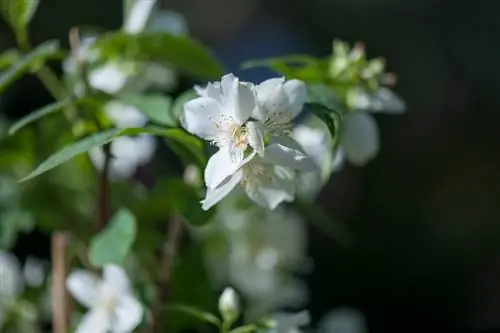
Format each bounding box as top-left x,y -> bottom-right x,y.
170,304 -> 221,327
0,0 -> 39,33
88,208 -> 137,267
121,93 -> 174,126
0,40 -> 60,92
8,98 -> 74,135
19,128 -> 121,182
93,31 -> 224,79
0,49 -> 22,70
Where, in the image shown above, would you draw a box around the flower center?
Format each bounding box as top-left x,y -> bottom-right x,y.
264,110 -> 293,136
240,162 -> 273,190
208,114 -> 250,150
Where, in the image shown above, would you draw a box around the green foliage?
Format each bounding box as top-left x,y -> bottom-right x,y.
0,49 -> 22,70
8,98 -> 75,135
92,31 -> 225,79
0,0 -> 39,35
120,93 -> 175,126
88,208 -> 137,267
0,40 -> 61,92
169,304 -> 221,327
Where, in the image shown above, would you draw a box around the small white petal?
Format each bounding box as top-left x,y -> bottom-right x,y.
124,0 -> 156,34
147,9 -> 187,35
246,121 -> 265,156
353,88 -> 406,114
75,309 -> 111,333
112,294 -> 144,332
283,80 -> 307,118
66,270 -> 99,308
181,97 -> 222,139
255,78 -> 285,104
341,112 -> 380,166
88,64 -> 128,94
263,143 -> 316,172
195,82 -> 222,100
101,265 -> 131,296
201,170 -> 243,210
0,251 -> 23,299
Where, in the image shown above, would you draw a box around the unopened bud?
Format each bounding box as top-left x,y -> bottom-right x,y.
218,287 -> 240,324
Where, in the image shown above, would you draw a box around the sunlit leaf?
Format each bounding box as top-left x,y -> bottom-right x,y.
88,208 -> 137,267
93,31 -> 224,79
0,40 -> 60,92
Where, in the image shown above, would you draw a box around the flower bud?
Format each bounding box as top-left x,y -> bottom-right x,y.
218,287 -> 240,324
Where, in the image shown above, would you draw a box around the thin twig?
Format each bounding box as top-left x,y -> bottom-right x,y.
52,232 -> 70,333
98,144 -> 111,229
149,216 -> 185,333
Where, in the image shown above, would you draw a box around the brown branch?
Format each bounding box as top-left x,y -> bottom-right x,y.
149,216 -> 185,333
52,232 -> 71,333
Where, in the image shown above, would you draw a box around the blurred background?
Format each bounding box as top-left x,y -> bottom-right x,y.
2,0 -> 500,332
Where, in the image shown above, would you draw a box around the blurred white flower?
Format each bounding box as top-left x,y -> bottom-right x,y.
201,141 -> 315,210
89,135 -> 156,180
317,308 -> 367,333
268,311 -> 310,333
66,265 -> 143,333
22,256 -> 47,288
338,87 -> 406,166
0,252 -> 23,329
88,62 -> 131,95
103,101 -> 148,129
253,78 -> 307,137
147,9 -> 188,35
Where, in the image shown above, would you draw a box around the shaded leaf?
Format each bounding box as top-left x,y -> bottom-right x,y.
88,208 -> 137,267
93,31 -> 224,79
170,304 -> 220,327
8,98 -> 74,135
0,40 -> 60,92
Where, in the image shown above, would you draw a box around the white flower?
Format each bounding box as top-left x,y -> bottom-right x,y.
66,265 -> 143,333
22,256 -> 47,288
89,135 -> 156,180
182,74 -> 265,188
0,251 -> 23,301
253,78 -> 307,137
338,87 -> 406,166
317,308 -> 367,333
88,62 -> 131,95
268,311 -> 310,333
103,101 -> 148,129
201,141 -> 315,210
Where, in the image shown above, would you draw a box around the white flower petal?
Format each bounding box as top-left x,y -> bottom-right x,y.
220,74 -> 254,124
205,147 -> 243,189
255,78 -> 285,103
101,265 -> 131,296
353,87 -> 406,114
147,9 -> 187,35
263,143 -> 316,172
246,121 -> 265,156
181,97 -> 222,139
112,294 -> 144,332
201,170 -> 243,210
341,112 -> 380,166
75,308 -> 111,333
244,166 -> 295,209
134,135 -> 157,165
88,64 -> 128,94
283,80 -> 307,118
195,82 -> 222,100
66,270 -> 99,308
0,251 -> 23,299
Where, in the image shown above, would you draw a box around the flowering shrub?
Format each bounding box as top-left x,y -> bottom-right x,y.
0,0 -> 405,332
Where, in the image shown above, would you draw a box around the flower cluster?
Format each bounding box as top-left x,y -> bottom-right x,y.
181,74 -> 317,210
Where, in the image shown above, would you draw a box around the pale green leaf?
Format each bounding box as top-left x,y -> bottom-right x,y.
121,93 -> 174,126
0,40 -> 60,92
0,0 -> 39,33
88,208 -> 137,267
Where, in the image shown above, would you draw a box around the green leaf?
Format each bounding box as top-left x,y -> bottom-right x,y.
0,40 -> 60,93
0,0 -> 39,33
88,208 -> 137,267
229,325 -> 259,333
305,102 -> 343,151
0,209 -> 34,249
120,93 -> 174,126
0,49 -> 22,70
242,55 -> 318,70
171,89 -> 197,123
93,31 -> 224,79
19,128 -> 121,182
169,304 -> 220,327
8,98 -> 74,135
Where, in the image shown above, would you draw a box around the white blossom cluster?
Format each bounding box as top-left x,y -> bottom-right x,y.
181,74 -> 318,210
